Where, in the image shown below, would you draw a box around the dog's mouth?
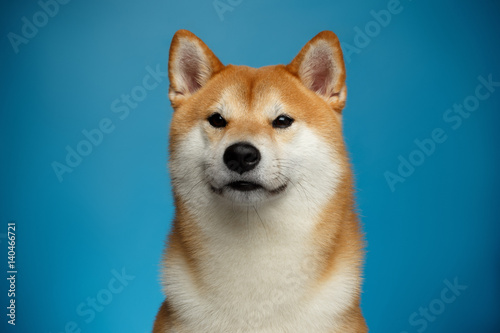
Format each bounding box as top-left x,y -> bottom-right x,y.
228,181 -> 262,192
210,181 -> 288,196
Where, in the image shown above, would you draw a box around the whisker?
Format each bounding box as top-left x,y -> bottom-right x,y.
253,205 -> 269,241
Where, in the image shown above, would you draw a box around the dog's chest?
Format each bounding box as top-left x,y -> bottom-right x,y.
165,217 -> 355,332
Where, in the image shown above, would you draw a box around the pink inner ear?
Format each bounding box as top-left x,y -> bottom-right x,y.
180,57 -> 201,94
309,66 -> 331,96
177,43 -> 204,94
303,44 -> 334,96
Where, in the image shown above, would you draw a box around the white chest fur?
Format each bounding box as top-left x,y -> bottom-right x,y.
162,196 -> 358,333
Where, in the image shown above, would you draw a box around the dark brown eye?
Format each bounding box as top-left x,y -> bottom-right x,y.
272,115 -> 294,129
208,113 -> 227,128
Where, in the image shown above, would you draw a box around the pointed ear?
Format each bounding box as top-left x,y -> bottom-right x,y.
168,30 -> 224,106
286,31 -> 347,112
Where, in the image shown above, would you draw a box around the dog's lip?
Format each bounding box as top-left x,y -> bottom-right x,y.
268,183 -> 288,195
210,181 -> 288,195
227,181 -> 262,192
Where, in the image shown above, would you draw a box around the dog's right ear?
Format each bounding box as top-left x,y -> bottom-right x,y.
286,31 -> 347,112
168,30 -> 224,107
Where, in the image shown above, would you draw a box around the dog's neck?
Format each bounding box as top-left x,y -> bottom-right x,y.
175,184 -> 335,246
164,181 -> 362,332
170,174 -> 356,285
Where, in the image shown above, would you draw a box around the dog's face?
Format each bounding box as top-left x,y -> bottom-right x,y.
168,30 -> 349,207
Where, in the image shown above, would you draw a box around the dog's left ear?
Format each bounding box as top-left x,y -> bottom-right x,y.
287,31 -> 347,112
168,30 -> 224,107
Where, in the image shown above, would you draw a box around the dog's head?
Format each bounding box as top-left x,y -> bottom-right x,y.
168,30 -> 349,207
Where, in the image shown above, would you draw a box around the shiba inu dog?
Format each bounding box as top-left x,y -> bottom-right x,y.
153,30 -> 367,333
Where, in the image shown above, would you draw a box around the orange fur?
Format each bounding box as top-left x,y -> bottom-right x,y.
154,30 -> 367,332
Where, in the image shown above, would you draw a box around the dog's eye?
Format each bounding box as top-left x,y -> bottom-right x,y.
272,115 -> 294,129
207,113 -> 227,128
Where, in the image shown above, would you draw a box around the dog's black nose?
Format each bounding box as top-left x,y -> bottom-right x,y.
223,142 -> 261,174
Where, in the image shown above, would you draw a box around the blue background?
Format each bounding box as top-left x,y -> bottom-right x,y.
1,0 -> 499,332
